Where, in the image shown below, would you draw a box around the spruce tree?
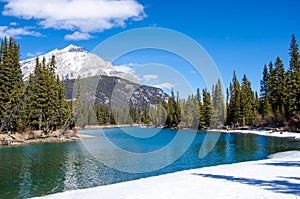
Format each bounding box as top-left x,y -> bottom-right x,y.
199,88 -> 212,128
57,76 -> 72,129
240,74 -> 255,125
287,34 -> 300,117
73,76 -> 87,128
211,79 -> 225,128
267,61 -> 276,112
227,71 -> 241,126
23,56 -> 72,131
272,57 -> 286,116
0,37 -> 24,132
259,64 -> 272,116
165,90 -> 181,128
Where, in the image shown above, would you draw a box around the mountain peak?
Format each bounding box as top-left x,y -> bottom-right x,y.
61,44 -> 85,53
20,44 -> 125,81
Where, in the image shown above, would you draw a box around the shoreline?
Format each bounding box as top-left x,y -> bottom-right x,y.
82,124 -> 300,140
34,150 -> 300,199
1,126 -> 299,146
207,129 -> 300,140
0,130 -> 95,146
78,124 -> 143,129
80,125 -> 300,141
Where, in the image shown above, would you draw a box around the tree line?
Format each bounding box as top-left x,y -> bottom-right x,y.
181,34 -> 299,130
0,35 -> 299,133
180,34 -> 299,130
0,37 -> 73,134
92,34 -> 299,131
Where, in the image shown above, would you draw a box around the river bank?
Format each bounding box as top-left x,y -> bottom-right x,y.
33,150 -> 300,199
79,124 -> 143,129
0,129 -> 94,146
82,124 -> 300,141
2,125 -> 299,146
207,129 -> 300,140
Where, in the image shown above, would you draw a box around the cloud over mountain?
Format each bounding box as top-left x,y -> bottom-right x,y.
0,25 -> 41,38
2,0 -> 146,40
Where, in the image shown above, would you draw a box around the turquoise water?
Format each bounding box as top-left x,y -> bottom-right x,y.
0,127 -> 299,198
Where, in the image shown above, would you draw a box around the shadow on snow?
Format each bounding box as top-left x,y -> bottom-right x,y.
260,161 -> 300,167
192,173 -> 300,196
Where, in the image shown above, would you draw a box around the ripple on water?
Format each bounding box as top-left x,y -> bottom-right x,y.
0,127 -> 300,199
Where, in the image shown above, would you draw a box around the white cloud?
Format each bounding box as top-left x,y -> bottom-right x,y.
9,22 -> 17,26
114,64 -> 136,75
64,31 -> 93,41
0,26 -> 42,38
26,51 -> 43,57
2,0 -> 146,40
114,64 -> 140,83
153,82 -> 174,90
142,74 -> 158,81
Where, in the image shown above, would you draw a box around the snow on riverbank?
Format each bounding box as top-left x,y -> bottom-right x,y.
209,129 -> 300,140
34,150 -> 300,199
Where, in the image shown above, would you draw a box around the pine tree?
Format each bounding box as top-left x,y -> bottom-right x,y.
0,38 -> 11,121
57,76 -> 72,129
253,91 -> 260,120
211,79 -> 225,128
240,74 -> 255,125
73,76 -> 87,128
166,92 -> 175,128
227,71 -> 241,126
10,44 -> 25,130
199,88 -> 212,128
0,37 -> 24,132
259,64 -> 272,116
175,91 -> 182,125
129,105 -> 137,124
21,56 -> 72,131
181,96 -> 193,127
143,107 -> 151,126
260,64 -> 269,99
226,88 -> 230,125
155,98 -> 166,126
267,61 -> 276,111
25,58 -> 43,130
194,89 -> 202,128
272,57 -> 286,117
286,34 -> 300,117
165,90 -> 181,128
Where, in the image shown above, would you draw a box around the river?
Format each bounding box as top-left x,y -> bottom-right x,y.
0,127 -> 299,198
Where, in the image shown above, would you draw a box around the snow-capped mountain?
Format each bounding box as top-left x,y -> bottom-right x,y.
21,44 -> 127,81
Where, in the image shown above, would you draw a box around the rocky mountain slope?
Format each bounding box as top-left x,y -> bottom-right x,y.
65,75 -> 168,108
21,45 -> 168,108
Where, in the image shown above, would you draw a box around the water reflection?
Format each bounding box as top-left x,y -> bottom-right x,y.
0,128 -> 299,199
18,150 -> 33,198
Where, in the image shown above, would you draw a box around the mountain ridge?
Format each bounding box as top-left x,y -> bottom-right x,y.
21,44 -> 169,108
20,44 -> 131,81
64,75 -> 169,108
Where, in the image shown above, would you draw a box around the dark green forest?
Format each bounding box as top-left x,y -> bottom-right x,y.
93,34 -> 300,131
0,35 -> 299,134
0,37 -> 72,134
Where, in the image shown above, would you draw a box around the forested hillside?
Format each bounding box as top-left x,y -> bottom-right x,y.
0,35 -> 299,133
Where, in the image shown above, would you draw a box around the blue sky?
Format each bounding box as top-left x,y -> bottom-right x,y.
0,0 -> 299,96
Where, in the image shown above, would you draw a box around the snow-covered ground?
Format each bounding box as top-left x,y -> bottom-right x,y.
221,129 -> 300,140
34,150 -> 300,199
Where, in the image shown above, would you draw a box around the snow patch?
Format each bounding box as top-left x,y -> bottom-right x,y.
20,44 -> 127,81
32,150 -> 300,199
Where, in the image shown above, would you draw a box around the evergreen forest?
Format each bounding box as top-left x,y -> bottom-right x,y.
0,34 -> 299,134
